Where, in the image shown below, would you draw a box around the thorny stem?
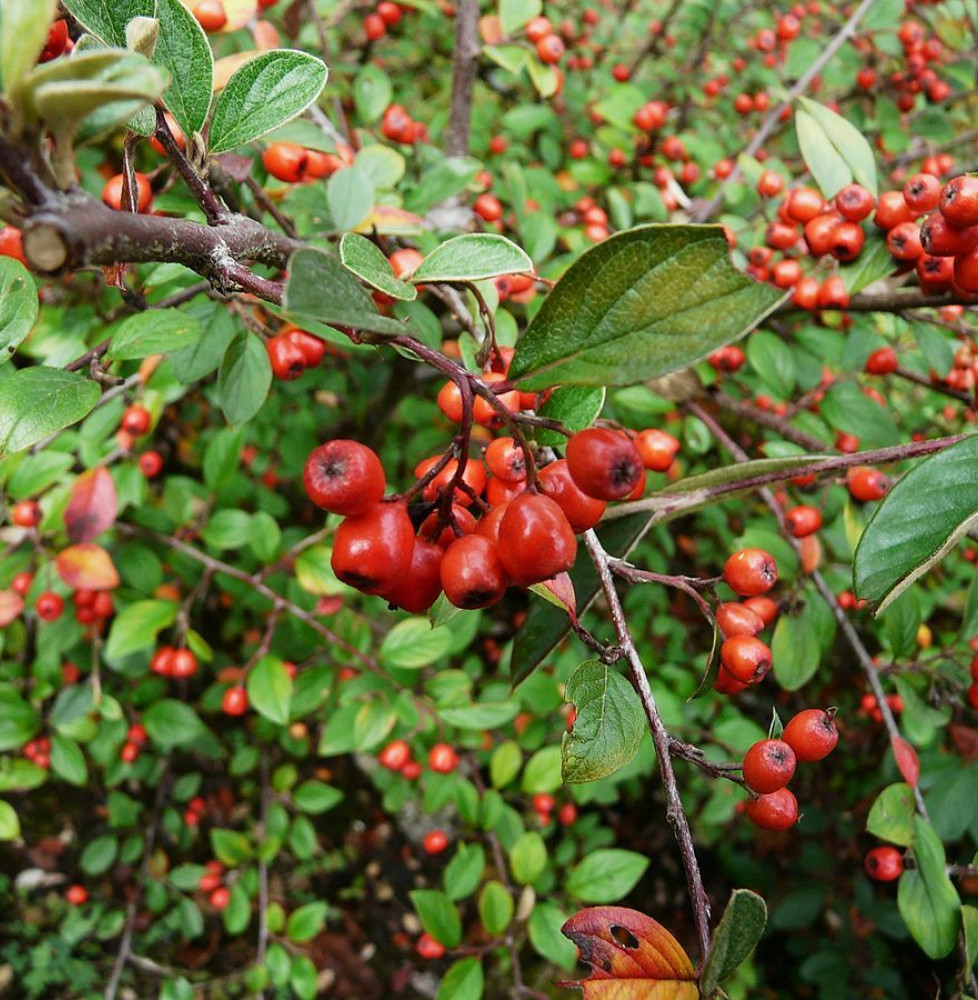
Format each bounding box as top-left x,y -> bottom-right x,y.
584,530 -> 713,965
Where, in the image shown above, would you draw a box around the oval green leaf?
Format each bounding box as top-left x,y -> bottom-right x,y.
0,257 -> 39,366
154,0 -> 213,136
0,368 -> 101,455
108,308 -> 204,361
339,234 -> 416,300
247,656 -> 293,726
411,234 -> 533,284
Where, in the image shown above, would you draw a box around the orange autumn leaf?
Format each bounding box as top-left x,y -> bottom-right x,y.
0,591 -> 25,628
560,907 -> 699,1000
64,467 -> 117,544
479,15 -> 503,45
890,734 -> 920,787
55,544 -> 120,591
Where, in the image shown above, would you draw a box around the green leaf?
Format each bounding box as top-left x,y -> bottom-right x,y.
104,600 -> 177,661
444,843 -> 486,902
0,0 -> 59,96
561,660 -> 644,783
528,902 -> 578,971
410,889 -> 462,948
794,108 -> 852,200
284,248 -> 407,337
510,832 -> 547,885
770,601 -> 821,691
964,905 -> 978,972
59,0 -> 154,45
867,783 -> 916,847
499,0 -> 541,34
855,436 -> 978,613
0,799 -> 20,840
490,741 -> 522,788
290,955 -> 317,1000
565,849 -> 649,903
701,889 -> 767,996
211,828 -> 252,866
292,781 -> 343,815
340,234 -> 416,300
842,233 -> 895,294
355,145 -> 405,189
898,816 -> 961,959
352,63 -> 392,124
819,381 -> 898,449
247,656 -> 293,726
81,834 -> 117,875
508,225 -> 782,390
746,329 -> 796,398
411,234 -> 533,284
51,733 -> 88,786
797,97 -> 877,196
478,880 -> 514,934
107,308 -> 203,361
521,745 -> 562,794
436,957 -> 484,1000
0,688 -> 40,752
0,368 -> 101,455
534,386 -> 605,447
143,699 -> 208,748
0,258 -> 39,366
217,332 -> 272,426
439,701 -> 518,729
404,156 -> 481,214
154,0 -> 212,136
380,617 -> 453,669
286,901 -> 328,943
328,167 -> 375,232
208,49 -> 328,154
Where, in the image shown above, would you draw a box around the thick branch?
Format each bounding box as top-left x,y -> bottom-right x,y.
445,0 -> 480,157
777,287 -> 971,314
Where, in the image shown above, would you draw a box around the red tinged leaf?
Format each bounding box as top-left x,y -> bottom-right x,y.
55,544 -> 120,591
890,735 -> 920,787
0,591 -> 25,628
560,907 -> 699,999
64,467 -> 118,543
540,572 -> 578,622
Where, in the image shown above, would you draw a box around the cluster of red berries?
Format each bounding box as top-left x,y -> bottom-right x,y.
858,691 -> 905,724
525,16 -> 566,65
262,142 -> 352,184
875,18 -> 952,110
120,722 -> 148,764
184,795 -> 209,827
379,739 -> 460,781
741,709 -> 839,830
715,549 -> 780,694
380,103 -> 429,145
265,325 -> 328,380
24,736 -> 51,770
150,646 -> 199,680
306,415 -> 679,612
199,860 -> 230,909
532,792 -> 577,828
364,1 -> 411,43
73,588 -> 116,628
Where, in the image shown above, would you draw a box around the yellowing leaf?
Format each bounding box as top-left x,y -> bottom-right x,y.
55,544 -> 120,591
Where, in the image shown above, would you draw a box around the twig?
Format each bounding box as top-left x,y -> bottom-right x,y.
585,530 -> 713,965
445,0 -> 480,157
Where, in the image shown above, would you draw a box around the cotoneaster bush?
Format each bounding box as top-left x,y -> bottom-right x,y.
0,1 -> 977,999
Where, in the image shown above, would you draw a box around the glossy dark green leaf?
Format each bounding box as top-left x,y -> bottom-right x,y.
771,598 -> 821,690
411,234 -> 533,284
0,369 -> 101,455
51,733 -> 88,786
144,700 -> 209,749
866,783 -> 916,847
0,688 -> 40,752
747,329 -> 795,398
701,889 -> 768,996
410,889 -> 462,948
286,902 -> 328,943
107,308 -> 204,361
0,258 -> 39,366
478,880 -> 515,934
247,656 -> 292,726
561,660 -> 644,783
443,843 -> 485,902
565,849 -> 649,903
507,225 -> 783,390
842,233 -> 894,294
285,248 -> 408,336
340,234 -> 416,300
854,435 -> 978,612
898,816 -> 961,959
209,50 -> 328,154
217,332 -> 272,426
154,0 -> 213,136
104,599 -> 177,661
820,381 -> 898,449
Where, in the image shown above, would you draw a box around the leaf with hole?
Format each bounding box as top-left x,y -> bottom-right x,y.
507,225 -> 783,390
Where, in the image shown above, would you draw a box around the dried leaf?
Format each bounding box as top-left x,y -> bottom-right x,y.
891,735 -> 920,788
0,591 -> 25,628
560,907 -> 698,999
64,467 -> 118,543
55,543 -> 120,591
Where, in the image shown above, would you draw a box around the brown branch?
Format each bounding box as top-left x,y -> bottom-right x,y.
711,390 -> 830,450
585,530 -> 713,965
154,106 -> 229,224
777,287 -> 972,315
445,0 -> 480,157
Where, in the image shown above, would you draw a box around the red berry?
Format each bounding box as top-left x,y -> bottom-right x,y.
39,19 -> 69,61
0,226 -> 26,265
865,845 -> 904,881
209,887 -> 231,910
222,685 -> 248,716
284,328 -> 326,367
423,829 -> 449,854
940,175 -> 978,228
170,649 -> 198,679
440,534 -> 507,610
266,333 -> 306,380
903,173 -> 942,214
784,505 -> 822,538
497,493 -> 577,587
716,602 -> 765,638
537,460 -> 606,532
11,500 -> 41,528
101,172 -> 153,213
364,12 -> 386,40
416,933 -> 446,959
138,451 -> 163,477
332,501 -> 415,596
746,787 -> 798,831
865,347 -> 899,375
379,739 -> 411,771
36,592 -> 64,621
566,428 -> 644,501
428,743 -> 459,774
720,635 -> 773,685
634,429 -> 680,472
193,0 -> 227,31
724,548 -> 778,597
846,466 -> 889,502
304,440 -> 386,516
66,885 -> 88,906
382,537 -> 444,614
120,742 -> 140,763
836,184 -> 875,222
536,34 -> 564,64
742,739 -> 797,794
782,708 -> 839,761
485,437 -> 527,483
121,405 -> 151,436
